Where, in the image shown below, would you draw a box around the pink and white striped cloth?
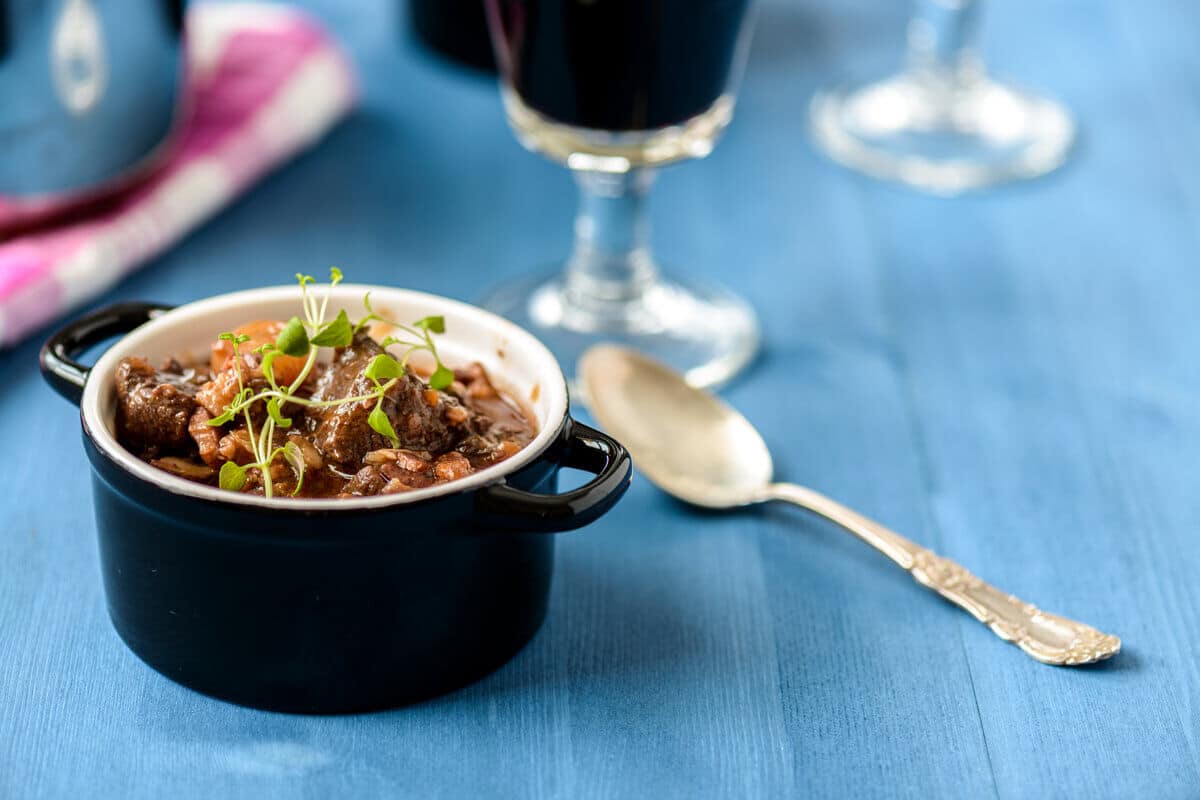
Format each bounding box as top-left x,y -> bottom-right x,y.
0,3 -> 357,347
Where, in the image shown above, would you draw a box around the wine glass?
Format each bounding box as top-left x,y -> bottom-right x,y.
482,0 -> 760,388
809,0 -> 1074,194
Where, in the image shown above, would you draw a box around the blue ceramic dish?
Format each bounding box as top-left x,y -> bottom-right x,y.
40,286 -> 631,713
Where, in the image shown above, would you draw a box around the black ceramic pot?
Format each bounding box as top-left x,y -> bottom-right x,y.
39,286 -> 631,714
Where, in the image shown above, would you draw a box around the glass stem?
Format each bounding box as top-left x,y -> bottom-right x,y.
906,0 -> 984,81
564,169 -> 658,307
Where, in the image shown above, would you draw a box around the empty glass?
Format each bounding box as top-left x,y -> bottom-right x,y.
482,0 -> 759,388
810,0 -> 1074,194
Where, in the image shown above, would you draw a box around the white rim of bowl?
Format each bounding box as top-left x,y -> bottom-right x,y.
79,285 -> 570,512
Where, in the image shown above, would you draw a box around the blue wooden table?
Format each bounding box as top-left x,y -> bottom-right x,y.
3,0 -> 1198,797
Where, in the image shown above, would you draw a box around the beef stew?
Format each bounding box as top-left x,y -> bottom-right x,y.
114,323 -> 537,500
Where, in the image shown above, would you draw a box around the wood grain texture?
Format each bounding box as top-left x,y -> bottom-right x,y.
2,0 -> 1198,797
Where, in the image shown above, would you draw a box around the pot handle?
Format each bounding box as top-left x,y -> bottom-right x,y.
39,301 -> 174,405
476,420 -> 632,533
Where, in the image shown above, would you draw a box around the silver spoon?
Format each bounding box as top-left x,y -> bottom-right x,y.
579,345 -> 1120,666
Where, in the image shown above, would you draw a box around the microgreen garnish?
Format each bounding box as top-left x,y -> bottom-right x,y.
414,315 -> 445,334
205,268 -> 453,498
219,461 -> 248,492
364,353 -> 404,383
259,346 -> 281,390
310,309 -> 353,348
367,401 -> 399,447
429,365 -> 454,391
282,440 -> 306,494
275,316 -> 309,357
266,397 -> 292,428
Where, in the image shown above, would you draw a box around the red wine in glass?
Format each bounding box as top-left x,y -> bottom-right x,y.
482,0 -> 760,388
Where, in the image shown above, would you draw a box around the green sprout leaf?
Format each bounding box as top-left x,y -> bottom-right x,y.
429,364 -> 454,391
266,397 -> 293,428
260,347 -> 280,389
330,266 -> 343,286
217,332 -> 252,345
208,407 -> 237,427
364,353 -> 404,383
296,273 -> 314,287
367,399 -> 399,447
354,292 -> 378,334
275,316 -> 310,357
208,387 -> 251,426
311,309 -> 353,348
282,440 -> 306,496
413,315 -> 445,334
219,461 -> 248,492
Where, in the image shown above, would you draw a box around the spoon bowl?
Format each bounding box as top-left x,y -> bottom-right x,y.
580,345 -> 770,508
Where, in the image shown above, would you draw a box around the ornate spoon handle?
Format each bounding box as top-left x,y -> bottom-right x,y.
765,483 -> 1120,666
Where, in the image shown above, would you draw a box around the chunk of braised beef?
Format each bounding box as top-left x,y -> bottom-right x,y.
341,450 -> 446,496
433,452 -> 472,482
305,332 -> 476,468
342,465 -> 388,496
217,429 -> 255,465
379,458 -> 437,491
362,448 -> 432,471
343,462 -> 427,501
188,407 -> 222,467
115,357 -> 200,457
195,354 -> 273,422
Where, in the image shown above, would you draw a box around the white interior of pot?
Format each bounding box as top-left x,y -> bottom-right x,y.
81,285 -> 569,510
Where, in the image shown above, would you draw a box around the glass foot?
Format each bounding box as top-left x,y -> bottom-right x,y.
809,71 -> 1075,194
481,271 -> 760,390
